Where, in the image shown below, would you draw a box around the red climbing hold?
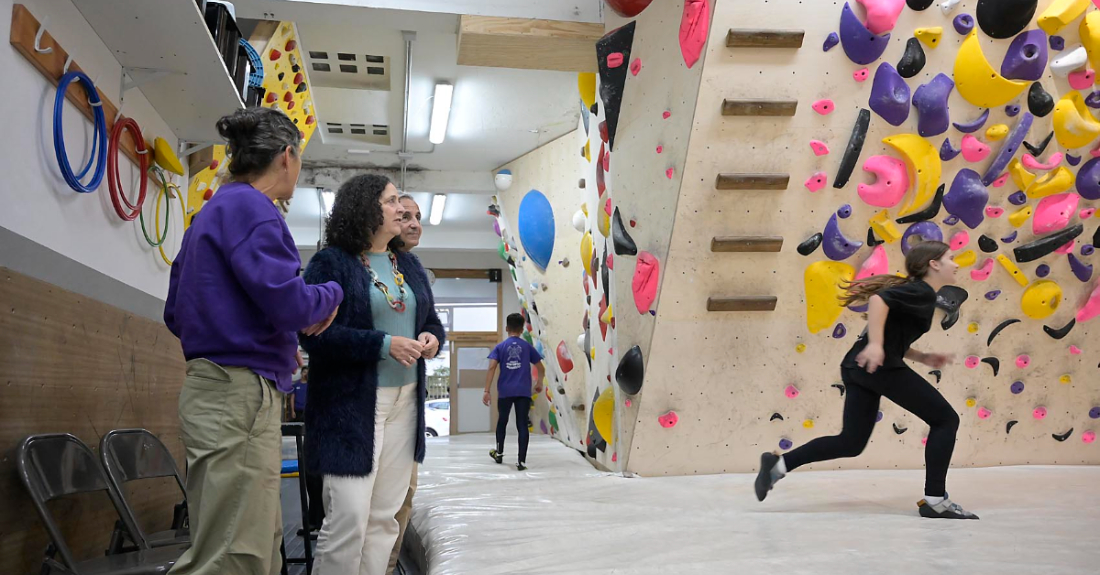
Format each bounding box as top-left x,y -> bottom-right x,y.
599,121 -> 609,143
285,40 -> 297,52
209,159 -> 219,171
666,168 -> 674,179
662,111 -> 671,119
604,0 -> 654,18
203,188 -> 214,201
294,72 -> 304,85
284,91 -> 294,102
265,92 -> 277,103
269,48 -> 282,60
607,52 -> 625,68
630,58 -> 642,76
305,115 -> 316,125
287,101 -> 295,110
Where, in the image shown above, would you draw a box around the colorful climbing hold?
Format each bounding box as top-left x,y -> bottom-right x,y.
812,99 -> 835,115
805,172 -> 828,192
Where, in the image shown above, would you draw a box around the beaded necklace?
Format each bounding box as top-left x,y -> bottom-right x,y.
360,251 -> 408,312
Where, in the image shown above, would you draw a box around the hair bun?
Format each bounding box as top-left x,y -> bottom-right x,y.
216,108 -> 262,143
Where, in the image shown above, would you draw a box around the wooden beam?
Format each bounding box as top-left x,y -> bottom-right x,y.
707,296 -> 778,312
715,173 -> 789,190
726,29 -> 805,48
429,268 -> 492,280
722,99 -> 797,116
457,15 -> 602,73
711,236 -> 784,253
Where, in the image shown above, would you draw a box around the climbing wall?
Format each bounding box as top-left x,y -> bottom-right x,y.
625,0 -> 1100,476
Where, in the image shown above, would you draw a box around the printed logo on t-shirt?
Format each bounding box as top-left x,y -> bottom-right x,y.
505,343 -> 523,370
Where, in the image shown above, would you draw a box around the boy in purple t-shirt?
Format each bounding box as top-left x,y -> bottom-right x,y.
483,313 -> 545,470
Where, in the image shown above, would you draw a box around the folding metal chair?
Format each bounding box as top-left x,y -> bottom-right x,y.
99,429 -> 189,552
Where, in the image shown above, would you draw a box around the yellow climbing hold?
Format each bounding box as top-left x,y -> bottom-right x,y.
153,137 -> 185,176
966,397 -> 977,408
914,27 -> 943,48
1059,374 -> 1073,384
592,386 -> 615,443
580,231 -> 594,276
598,202 -> 611,237
1026,166 -> 1074,199
1038,0 -> 1091,35
869,209 -> 902,243
804,261 -> 855,334
997,254 -> 1029,287
1081,12 -> 1100,80
585,140 -> 591,162
954,31 -> 1028,108
953,249 -> 977,267
600,302 -> 614,325
1009,205 -> 1034,228
967,322 -> 980,333
883,134 -> 941,217
795,343 -> 807,353
803,419 -> 815,429
986,124 -> 1009,141
1053,92 -> 1100,150
1008,158 -> 1036,191
578,73 -> 597,109
1021,279 -> 1063,319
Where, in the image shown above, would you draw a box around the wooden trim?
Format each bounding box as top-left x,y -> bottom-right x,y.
449,332 -> 502,344
715,173 -> 789,190
458,15 -> 602,72
429,268 -> 492,280
711,236 -> 784,253
726,29 -> 805,48
707,296 -> 779,312
721,99 -> 798,117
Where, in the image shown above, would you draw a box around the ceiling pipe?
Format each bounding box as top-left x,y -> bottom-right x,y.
399,30 -> 416,191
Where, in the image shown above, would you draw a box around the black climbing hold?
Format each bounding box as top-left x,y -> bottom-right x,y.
580,146 -> 587,158
295,82 -> 308,93
978,234 -> 998,253
583,329 -> 592,370
834,108 -> 871,189
1027,82 -> 1055,118
278,72 -> 285,81
987,318 -> 1021,346
612,208 -> 638,256
1043,318 -> 1076,339
1053,428 -> 1073,442
770,412 -> 784,421
797,232 -> 824,256
615,345 -> 644,395
896,184 -> 944,224
1093,223 -> 1100,247
907,0 -> 934,9
867,227 -> 884,247
590,102 -> 598,115
831,383 -> 846,396
1022,131 -> 1054,157
1013,224 -> 1084,263
1006,420 -> 1018,434
928,370 -> 942,384
292,64 -> 301,73
601,244 -> 610,294
936,285 -> 969,331
579,178 -> 586,189
980,357 -> 1000,376
976,0 -> 1038,39
488,204 -> 501,217
893,423 -> 908,435
596,22 -> 635,151
897,38 -> 927,79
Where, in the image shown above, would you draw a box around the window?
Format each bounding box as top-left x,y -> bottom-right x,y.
312,62 -> 331,72
452,306 -> 497,332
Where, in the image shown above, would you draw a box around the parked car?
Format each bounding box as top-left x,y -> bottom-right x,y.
425,399 -> 450,437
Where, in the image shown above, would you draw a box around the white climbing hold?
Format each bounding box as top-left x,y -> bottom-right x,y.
939,0 -> 960,15
1051,45 -> 1088,77
572,209 -> 587,232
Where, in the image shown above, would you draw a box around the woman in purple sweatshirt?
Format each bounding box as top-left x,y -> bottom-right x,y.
164,107 -> 343,575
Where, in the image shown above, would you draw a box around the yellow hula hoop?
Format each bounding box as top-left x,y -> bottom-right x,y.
156,180 -> 186,266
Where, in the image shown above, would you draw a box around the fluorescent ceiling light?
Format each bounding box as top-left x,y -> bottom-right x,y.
429,83 -> 453,145
429,193 -> 446,225
321,190 -> 335,215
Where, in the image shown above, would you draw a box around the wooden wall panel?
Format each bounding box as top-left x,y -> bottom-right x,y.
0,267 -> 184,575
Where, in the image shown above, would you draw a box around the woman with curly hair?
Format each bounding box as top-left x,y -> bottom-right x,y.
754,241 -> 978,520
300,174 -> 445,574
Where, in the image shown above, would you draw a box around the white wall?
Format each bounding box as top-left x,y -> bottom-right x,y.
0,0 -> 185,310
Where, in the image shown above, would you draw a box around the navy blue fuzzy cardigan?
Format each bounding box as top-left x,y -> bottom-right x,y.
299,247 -> 446,477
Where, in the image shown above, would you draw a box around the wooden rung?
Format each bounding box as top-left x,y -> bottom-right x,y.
715,173 -> 789,190
707,296 -> 778,312
726,29 -> 805,48
722,99 -> 797,116
711,236 -> 784,253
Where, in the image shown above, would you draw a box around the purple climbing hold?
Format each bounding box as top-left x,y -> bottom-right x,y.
1090,406 -> 1100,419
1075,157 -> 1100,200
902,221 -> 943,255
1036,263 -> 1050,277
944,169 -> 989,229
1083,244 -> 1095,256
838,204 -> 853,218
1000,30 -> 1049,82
869,63 -> 910,126
1067,154 -> 1082,166
1011,381 -> 1025,394
839,3 -> 891,66
953,13 -> 975,35
1050,35 -> 1065,51
1008,191 -> 1028,205
985,289 -> 1002,300
940,137 -> 962,161
823,213 -> 864,261
779,438 -> 793,450
982,112 -> 1033,186
1001,230 -> 1018,243
832,323 -> 847,338
912,73 -> 954,137
1005,104 -> 1021,117
824,31 -> 840,52
1087,91 -> 1100,109
943,214 -> 961,225
875,411 -> 884,422
953,108 -> 990,133
1069,253 -> 1094,281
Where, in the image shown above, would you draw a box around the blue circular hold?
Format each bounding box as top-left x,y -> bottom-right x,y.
875,411 -> 883,423
1083,244 -> 1095,256
985,290 -> 1001,300
1090,406 -> 1100,419
518,190 -> 555,271
943,215 -> 960,226
1050,35 -> 1065,51
778,438 -> 793,450
1036,264 -> 1050,277
837,204 -> 852,219
1008,191 -> 1027,205
1011,381 -> 1025,394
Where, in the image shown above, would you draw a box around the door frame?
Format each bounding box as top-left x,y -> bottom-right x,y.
448,333 -> 503,435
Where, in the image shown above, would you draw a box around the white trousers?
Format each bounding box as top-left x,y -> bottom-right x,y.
314,382 -> 418,575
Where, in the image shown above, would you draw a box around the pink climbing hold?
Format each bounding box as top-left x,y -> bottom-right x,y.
964,355 -> 980,368
856,0 -> 906,35
810,140 -> 831,156
1021,152 -> 1064,171
1016,354 -> 1031,369
855,245 -> 889,280
961,134 -> 991,163
1069,69 -> 1096,90
603,151 -> 611,171
1081,207 -> 1097,219
812,99 -> 835,115
784,385 -> 800,399
624,399 -> 632,408
970,258 -> 995,281
607,52 -> 625,68
658,410 -> 679,428
1033,192 -> 1080,234
606,252 -> 614,270
665,167 -> 674,179
1083,431 -> 1097,444
612,452 -> 618,462
1055,240 -> 1076,254
656,145 -> 663,154
857,155 -> 909,207
678,0 -> 709,69
804,172 -> 828,192
949,230 -> 970,250
662,110 -> 671,119
1077,281 -> 1100,323
1033,406 -> 1047,420
630,57 -> 642,76
991,173 -> 1009,187
921,437 -> 928,446
977,406 -> 992,419
985,206 -> 1005,218
853,68 -> 870,82
632,251 -> 660,315
1070,345 -> 1083,355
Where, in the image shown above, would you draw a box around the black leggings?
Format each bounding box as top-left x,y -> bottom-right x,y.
496,396 -> 532,462
783,366 -> 960,496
